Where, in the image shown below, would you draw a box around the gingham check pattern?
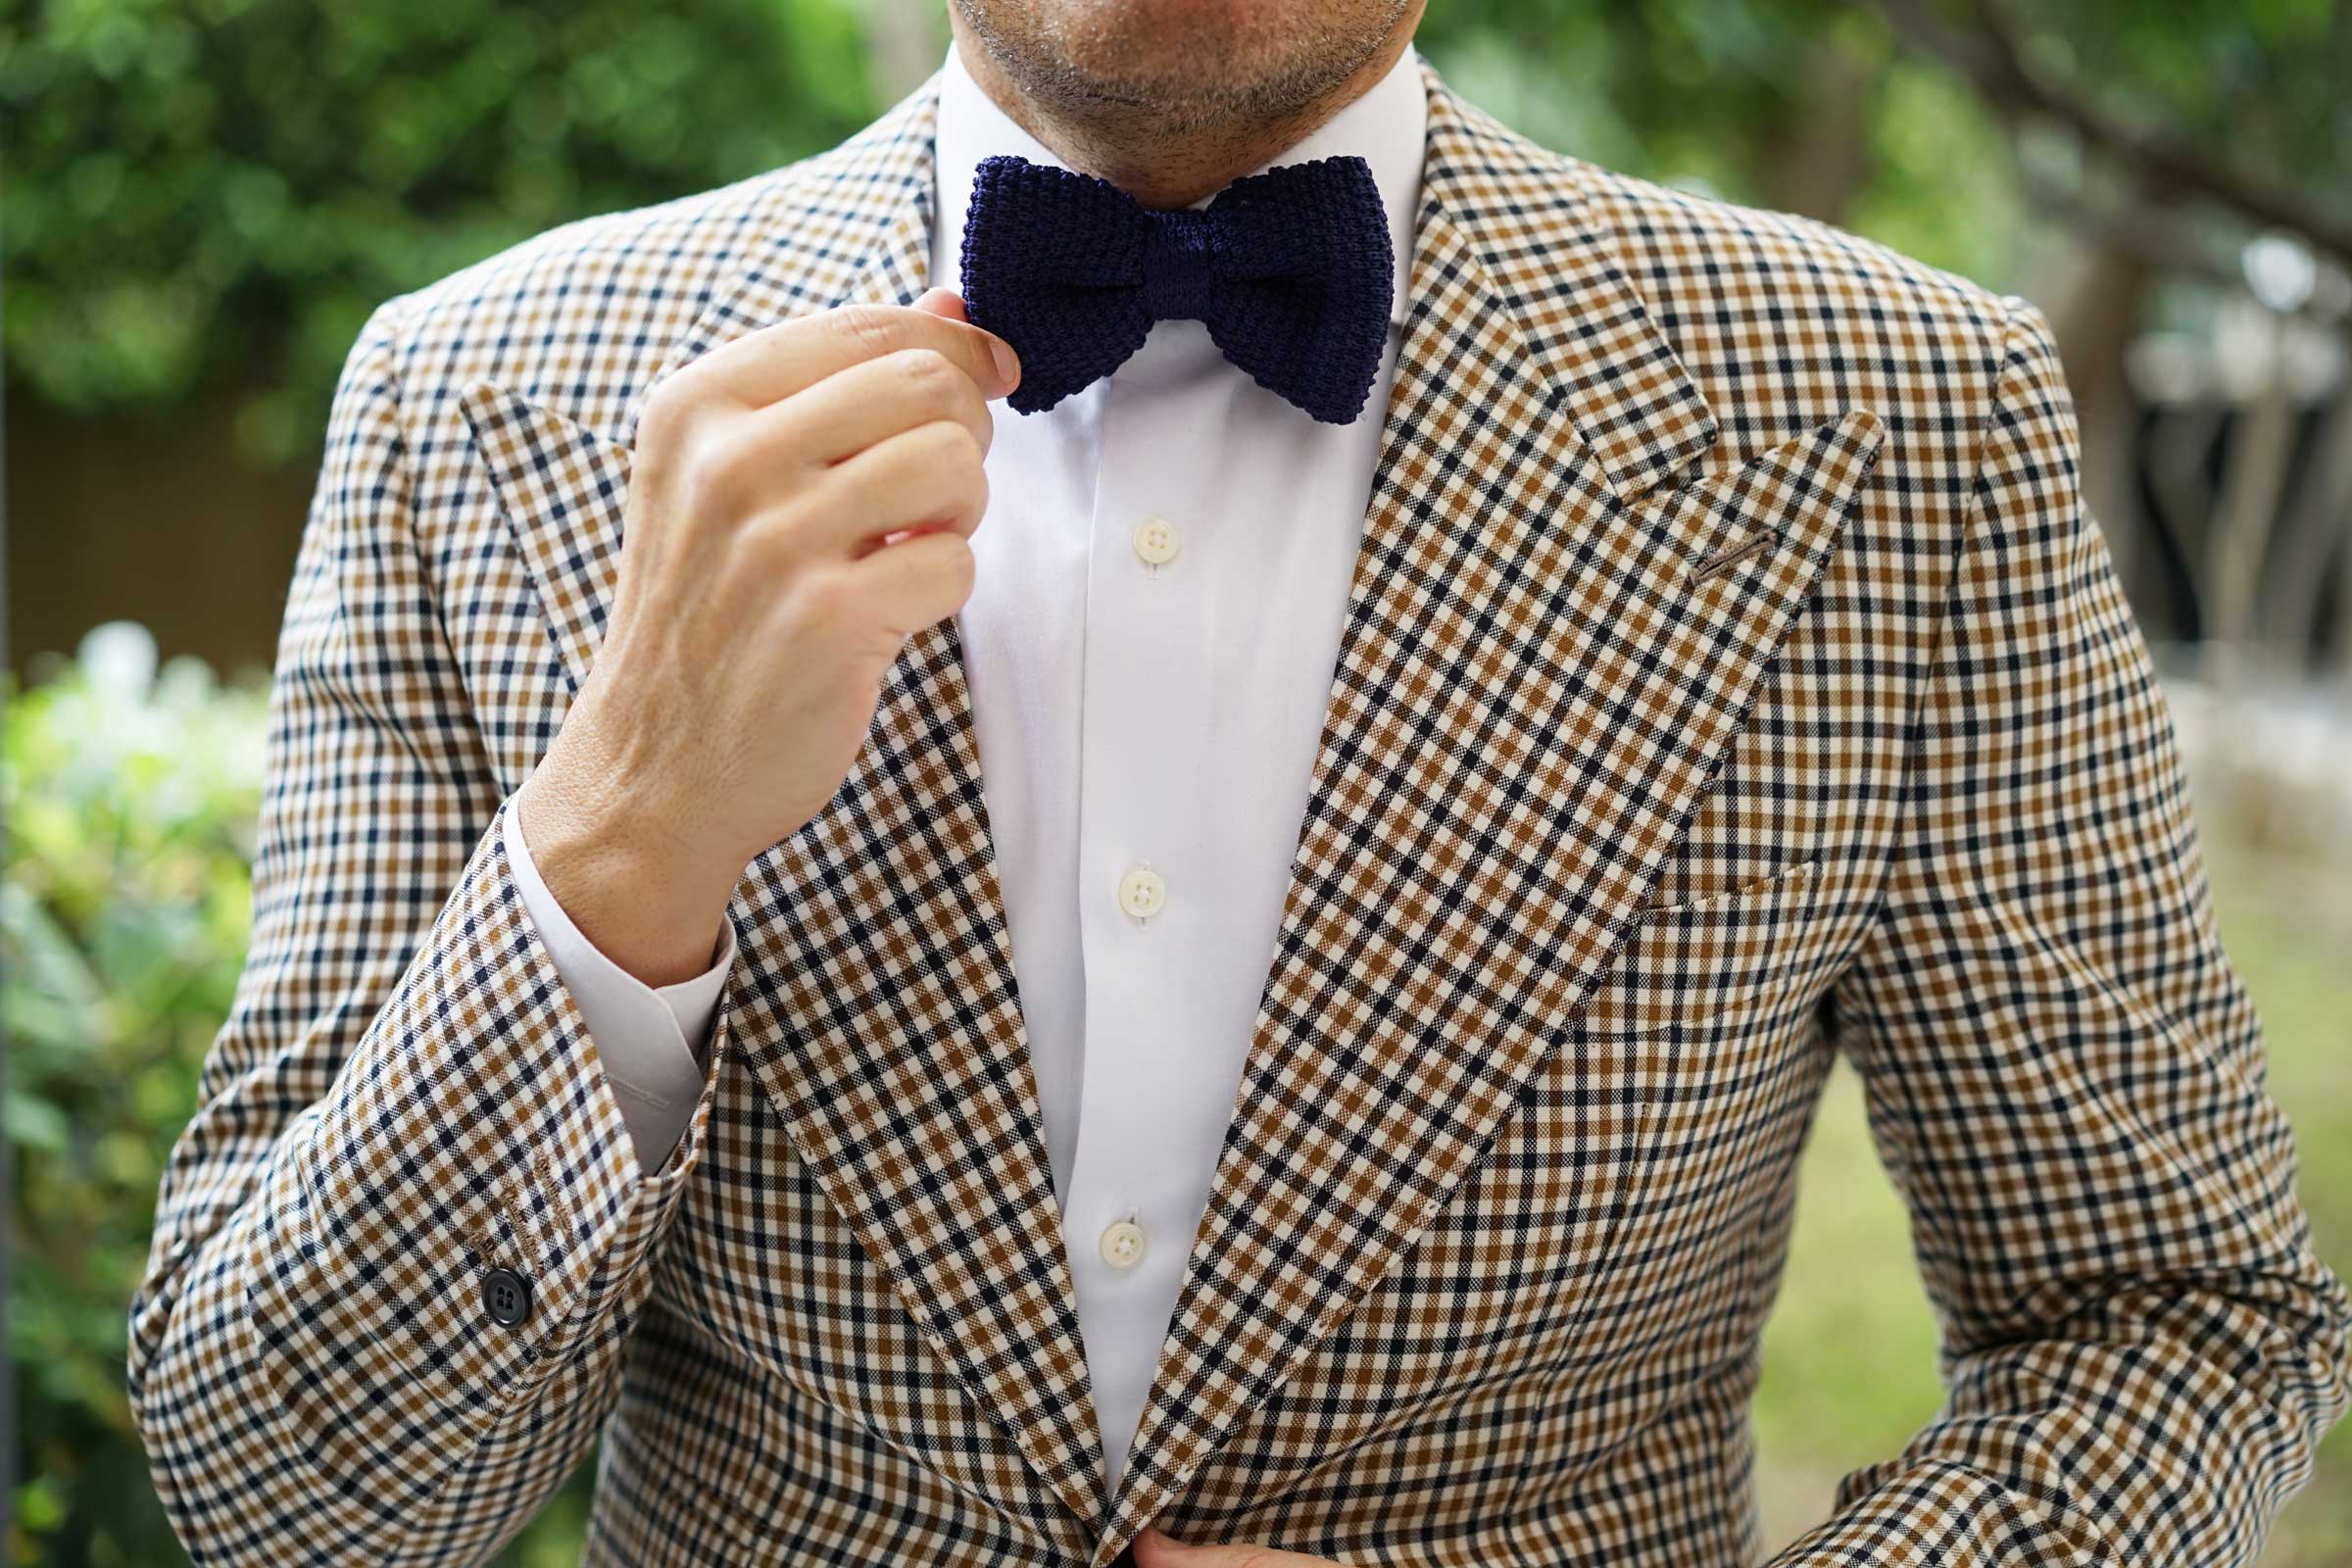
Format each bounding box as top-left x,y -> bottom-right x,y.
128,62 -> 2349,1567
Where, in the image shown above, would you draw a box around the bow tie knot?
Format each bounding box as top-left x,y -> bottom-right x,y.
1140,209 -> 1219,324
959,153 -> 1394,424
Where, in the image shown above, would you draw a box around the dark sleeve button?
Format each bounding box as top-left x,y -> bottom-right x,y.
482,1267 -> 532,1327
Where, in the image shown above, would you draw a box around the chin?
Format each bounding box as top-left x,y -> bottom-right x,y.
961,0 -> 1407,118
1055,1 -> 1284,77
1035,0 -> 1274,43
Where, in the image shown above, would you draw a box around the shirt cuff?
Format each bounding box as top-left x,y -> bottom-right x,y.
504,794 -> 735,1172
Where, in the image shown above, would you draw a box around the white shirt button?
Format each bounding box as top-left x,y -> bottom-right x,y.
1116,864 -> 1166,919
1100,1219 -> 1147,1270
1132,516 -> 1180,566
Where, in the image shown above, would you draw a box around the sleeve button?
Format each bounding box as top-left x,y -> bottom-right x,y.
482,1267 -> 533,1327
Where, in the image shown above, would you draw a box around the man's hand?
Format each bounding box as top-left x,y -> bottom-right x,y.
1130,1526 -> 1347,1566
515,289 -> 1020,984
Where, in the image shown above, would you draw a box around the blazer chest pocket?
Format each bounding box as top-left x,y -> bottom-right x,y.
1581,854 -> 1824,1037
1462,858 -> 1833,1407
1538,856 -> 1822,1287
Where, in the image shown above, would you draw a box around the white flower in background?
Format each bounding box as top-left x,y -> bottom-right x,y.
78,620 -> 159,703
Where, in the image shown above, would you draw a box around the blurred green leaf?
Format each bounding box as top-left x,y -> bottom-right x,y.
0,0 -> 879,460
1412,0 -> 2351,292
6,624 -> 265,1565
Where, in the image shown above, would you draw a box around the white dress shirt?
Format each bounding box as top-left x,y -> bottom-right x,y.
507,40 -> 1426,1498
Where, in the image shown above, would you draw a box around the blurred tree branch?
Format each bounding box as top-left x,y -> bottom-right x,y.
1870,0 -> 2352,272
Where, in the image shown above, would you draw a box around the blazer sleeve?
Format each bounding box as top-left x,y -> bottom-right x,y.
124,300 -> 731,1566
1769,299 -> 2352,1567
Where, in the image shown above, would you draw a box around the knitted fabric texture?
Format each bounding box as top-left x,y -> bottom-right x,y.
959,153 -> 1393,423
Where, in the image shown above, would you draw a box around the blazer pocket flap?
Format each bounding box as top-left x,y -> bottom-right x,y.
1642,410 -> 1886,586
460,381 -> 633,691
1583,856 -> 1827,1034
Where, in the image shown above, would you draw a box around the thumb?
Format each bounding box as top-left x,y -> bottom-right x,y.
912,286 -> 969,323
911,286 -> 1020,398
1132,1528 -> 1231,1565
1131,1527 -> 1195,1563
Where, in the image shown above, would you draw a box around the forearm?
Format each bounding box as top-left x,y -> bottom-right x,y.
1767,1266 -> 2349,1566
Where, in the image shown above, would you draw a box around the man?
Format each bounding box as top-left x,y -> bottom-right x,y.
129,0 -> 2349,1562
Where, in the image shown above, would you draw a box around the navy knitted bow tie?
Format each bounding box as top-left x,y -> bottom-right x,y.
958,153 -> 1394,424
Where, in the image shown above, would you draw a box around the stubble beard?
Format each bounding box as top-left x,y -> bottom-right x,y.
951,0 -> 1413,146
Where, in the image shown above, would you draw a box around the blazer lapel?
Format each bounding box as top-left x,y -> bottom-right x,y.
1095,70 -> 1884,1560
463,77 -> 1107,1538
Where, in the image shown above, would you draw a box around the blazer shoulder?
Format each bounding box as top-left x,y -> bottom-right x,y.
1573,162 -> 2011,351
1432,85 -> 2012,355
1529,153 -> 2029,486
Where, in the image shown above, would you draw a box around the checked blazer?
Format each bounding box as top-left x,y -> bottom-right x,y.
130,60 -> 2349,1568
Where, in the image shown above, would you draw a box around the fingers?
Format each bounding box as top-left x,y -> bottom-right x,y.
841,524 -> 977,639
685,299 -> 1019,410
1130,1529 -> 1338,1567
1132,1530 -> 1221,1565
911,286 -> 969,323
764,344 -> 995,466
805,418 -> 990,559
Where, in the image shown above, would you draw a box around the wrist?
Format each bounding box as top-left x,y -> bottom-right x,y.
514,741 -> 740,988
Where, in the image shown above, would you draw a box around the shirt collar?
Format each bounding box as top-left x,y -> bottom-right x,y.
931,40 -> 1427,328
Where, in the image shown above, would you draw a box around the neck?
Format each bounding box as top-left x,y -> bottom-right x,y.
947,14 -> 1418,210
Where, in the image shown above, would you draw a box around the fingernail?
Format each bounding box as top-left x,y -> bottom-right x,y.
988,335 -> 1020,393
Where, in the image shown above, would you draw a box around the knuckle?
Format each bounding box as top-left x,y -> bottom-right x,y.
938,533 -> 977,592
685,423 -> 759,516
635,371 -> 698,451
793,566 -> 858,628
924,416 -> 986,469
744,499 -> 813,559
914,535 -> 977,613
896,346 -> 959,400
832,305 -> 902,359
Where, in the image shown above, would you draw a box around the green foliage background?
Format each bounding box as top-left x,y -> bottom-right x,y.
2,0 -> 876,462
7,632 -> 268,1563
